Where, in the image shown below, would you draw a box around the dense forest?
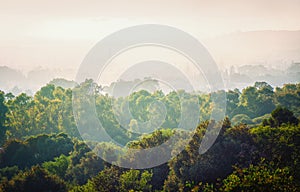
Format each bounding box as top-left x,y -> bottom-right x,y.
0,80 -> 299,191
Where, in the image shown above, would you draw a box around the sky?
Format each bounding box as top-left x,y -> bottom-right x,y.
0,0 -> 300,80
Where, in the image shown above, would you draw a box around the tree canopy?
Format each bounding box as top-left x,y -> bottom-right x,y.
0,81 -> 299,191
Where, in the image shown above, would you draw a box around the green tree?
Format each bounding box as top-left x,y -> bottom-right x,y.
226,89 -> 240,118
42,154 -> 70,179
66,151 -> 104,185
275,83 -> 300,116
1,133 -> 73,169
0,166 -> 67,192
231,114 -> 253,125
271,106 -> 299,127
0,91 -> 8,145
0,166 -> 19,183
166,120 -> 241,189
251,124 -> 300,182
221,161 -> 298,192
119,170 -> 152,192
237,82 -> 275,118
5,93 -> 33,139
89,166 -> 121,192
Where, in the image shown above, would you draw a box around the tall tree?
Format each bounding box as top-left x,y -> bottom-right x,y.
0,91 -> 8,145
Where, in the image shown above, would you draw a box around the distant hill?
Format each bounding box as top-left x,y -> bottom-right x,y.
0,66 -> 76,95
0,66 -> 26,93
224,63 -> 300,89
49,78 -> 77,89
204,30 -> 300,68
1,30 -> 300,94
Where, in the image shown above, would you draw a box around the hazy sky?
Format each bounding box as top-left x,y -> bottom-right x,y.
0,0 -> 300,79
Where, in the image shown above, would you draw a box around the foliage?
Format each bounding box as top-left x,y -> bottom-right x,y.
0,133 -> 73,169
119,169 -> 152,192
0,91 -> 8,145
42,154 -> 70,179
0,166 -> 67,192
220,161 -> 297,192
231,114 -> 253,125
86,166 -> 121,192
0,166 -> 19,183
0,81 -> 299,191
263,106 -> 299,127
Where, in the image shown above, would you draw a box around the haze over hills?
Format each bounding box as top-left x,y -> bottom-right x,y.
0,66 -> 77,95
0,62 -> 299,96
0,30 -> 299,94
203,30 -> 300,69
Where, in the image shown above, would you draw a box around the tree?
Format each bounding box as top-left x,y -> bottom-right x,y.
89,166 -> 121,192
275,83 -> 300,116
0,166 -> 67,192
42,154 -> 70,179
263,106 -> 299,127
166,121 -> 241,188
1,133 -> 73,169
66,151 -> 104,185
0,91 -> 8,145
251,124 -> 300,182
226,90 -> 240,118
0,166 -> 19,183
0,139 -> 30,168
5,93 -> 33,138
237,82 -> 275,118
231,114 -> 253,125
119,170 -> 152,192
271,106 -> 299,127
220,161 -> 298,192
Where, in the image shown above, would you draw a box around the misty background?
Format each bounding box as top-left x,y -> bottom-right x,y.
0,0 -> 300,95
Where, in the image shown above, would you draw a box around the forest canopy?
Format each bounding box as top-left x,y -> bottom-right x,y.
0,81 -> 299,191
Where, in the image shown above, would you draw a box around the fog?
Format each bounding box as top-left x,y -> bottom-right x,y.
0,0 -> 300,94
